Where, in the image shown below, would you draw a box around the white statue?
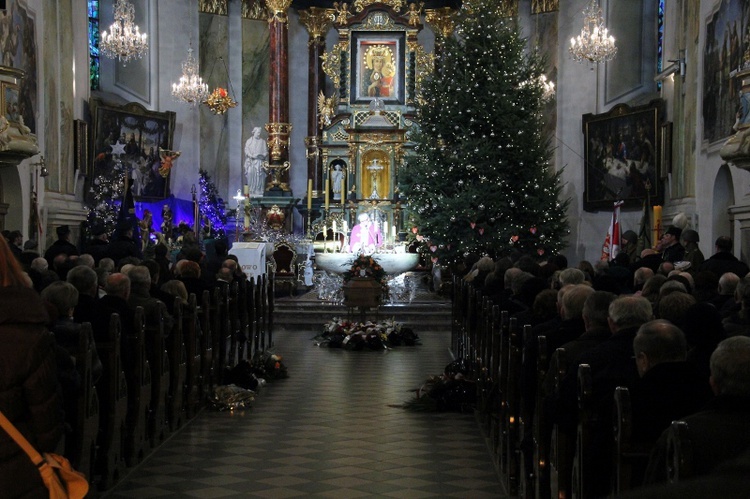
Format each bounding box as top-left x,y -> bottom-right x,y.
244,126 -> 268,197
331,162 -> 345,201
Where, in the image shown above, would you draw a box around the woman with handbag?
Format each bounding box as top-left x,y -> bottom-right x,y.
0,235 -> 64,498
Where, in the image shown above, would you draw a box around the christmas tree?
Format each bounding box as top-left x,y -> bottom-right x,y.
399,0 -> 569,266
198,169 -> 227,239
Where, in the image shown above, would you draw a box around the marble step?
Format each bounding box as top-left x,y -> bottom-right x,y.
272,298 -> 452,331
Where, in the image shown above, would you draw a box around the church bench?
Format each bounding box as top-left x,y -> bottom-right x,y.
123,306 -> 151,467
166,297 -> 187,432
183,293 -> 202,419
146,301 -> 169,448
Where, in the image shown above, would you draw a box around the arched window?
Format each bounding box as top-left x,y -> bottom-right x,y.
88,0 -> 100,90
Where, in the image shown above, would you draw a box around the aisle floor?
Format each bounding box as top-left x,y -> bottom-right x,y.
103,325 -> 506,498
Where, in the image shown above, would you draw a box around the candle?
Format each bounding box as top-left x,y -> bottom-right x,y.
391,226 -> 396,242
332,221 -> 337,251
243,185 -> 249,195
341,177 -> 346,206
324,178 -> 329,210
653,205 -> 662,247
383,221 -> 388,244
307,179 -> 312,211
323,224 -> 327,253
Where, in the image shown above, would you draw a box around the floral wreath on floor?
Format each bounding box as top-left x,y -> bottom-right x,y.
392,357 -> 477,412
342,254 -> 389,297
314,317 -> 420,350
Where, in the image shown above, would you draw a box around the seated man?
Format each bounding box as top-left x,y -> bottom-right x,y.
348,213 -> 382,254
644,335 -> 750,484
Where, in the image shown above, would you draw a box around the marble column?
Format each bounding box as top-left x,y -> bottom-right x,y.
299,7 -> 334,199
264,0 -> 293,192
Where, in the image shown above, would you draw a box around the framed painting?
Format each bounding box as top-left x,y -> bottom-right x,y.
2,82 -> 20,124
89,97 -> 176,201
350,31 -> 405,105
582,99 -> 664,212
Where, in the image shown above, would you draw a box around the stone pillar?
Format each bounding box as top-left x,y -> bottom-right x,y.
264,0 -> 293,192
299,7 -> 333,199
424,7 -> 456,71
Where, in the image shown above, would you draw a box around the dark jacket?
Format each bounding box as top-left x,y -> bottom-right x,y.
0,287 -> 63,499
104,235 -> 140,264
661,242 -> 685,263
43,239 -> 79,266
699,252 -> 750,279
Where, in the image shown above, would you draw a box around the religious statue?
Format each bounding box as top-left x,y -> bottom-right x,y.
244,126 -> 268,197
161,204 -> 174,242
331,162 -> 345,201
139,209 -> 153,252
158,148 -> 181,178
348,213 -> 382,255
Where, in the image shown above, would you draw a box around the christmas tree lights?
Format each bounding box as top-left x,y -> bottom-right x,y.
398,0 -> 569,266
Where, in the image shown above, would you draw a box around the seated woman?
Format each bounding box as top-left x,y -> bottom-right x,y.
347,213 -> 382,255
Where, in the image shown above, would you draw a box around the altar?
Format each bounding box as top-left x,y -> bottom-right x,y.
315,252 -> 419,276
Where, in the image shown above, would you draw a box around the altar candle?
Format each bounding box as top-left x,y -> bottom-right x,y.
323,224 -> 327,253
307,179 -> 312,211
332,221 -> 337,251
243,202 -> 250,229
383,221 -> 388,243
341,177 -> 346,206
324,178 -> 329,210
391,226 -> 396,242
653,205 -> 662,247
243,185 -> 249,195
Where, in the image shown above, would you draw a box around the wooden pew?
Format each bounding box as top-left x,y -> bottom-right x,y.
266,271 -> 275,346
68,322 -> 99,485
183,293 -> 202,418
95,313 -> 127,490
146,301 -> 169,448
666,421 -> 693,483
124,306 -> 150,467
227,281 -> 240,368
532,335 -> 549,499
166,297 -> 186,432
612,386 -> 652,494
260,274 -> 270,351
246,277 -> 257,362
488,308 -> 507,462
549,347 -> 571,499
571,364 -> 593,499
198,289 -> 214,403
236,278 -> 249,362
503,322 -> 525,497
498,315 -> 516,475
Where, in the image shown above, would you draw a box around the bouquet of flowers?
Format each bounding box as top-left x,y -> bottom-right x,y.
315,317 -> 420,350
342,254 -> 388,295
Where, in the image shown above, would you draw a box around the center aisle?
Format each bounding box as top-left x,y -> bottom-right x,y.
104,324 -> 505,498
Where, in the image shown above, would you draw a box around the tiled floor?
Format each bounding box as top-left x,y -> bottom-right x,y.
103,322 -> 506,498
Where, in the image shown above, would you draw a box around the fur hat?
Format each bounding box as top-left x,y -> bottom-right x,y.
665,226 -> 682,238
56,225 -> 70,237
622,230 -> 638,244
682,229 -> 699,243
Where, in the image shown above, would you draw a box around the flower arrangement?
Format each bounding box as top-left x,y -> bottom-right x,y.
342,254 -> 388,290
204,86 -> 237,115
315,317 -> 420,350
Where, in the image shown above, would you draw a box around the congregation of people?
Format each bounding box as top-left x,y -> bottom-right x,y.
458,225 -> 750,497
0,222 -> 251,498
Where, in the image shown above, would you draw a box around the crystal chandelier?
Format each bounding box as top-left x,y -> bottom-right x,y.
100,0 -> 148,64
171,47 -> 209,106
569,0 -> 617,65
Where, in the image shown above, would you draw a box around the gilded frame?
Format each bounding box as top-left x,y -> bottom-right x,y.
582,99 -> 664,212
89,97 -> 176,201
350,31 -> 406,105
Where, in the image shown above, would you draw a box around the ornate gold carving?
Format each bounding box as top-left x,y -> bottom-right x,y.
362,12 -> 396,30
264,0 -> 293,24
321,41 -> 348,88
318,91 -> 338,129
353,0 -> 405,12
265,122 -> 293,161
531,0 -> 558,14
498,0 -> 518,17
407,2 -> 423,27
199,0 -> 228,15
424,7 -> 456,38
265,204 -> 285,229
241,0 -> 268,20
299,7 -> 335,42
305,136 -> 320,160
263,161 -> 291,190
332,2 -> 351,26
408,41 -> 434,103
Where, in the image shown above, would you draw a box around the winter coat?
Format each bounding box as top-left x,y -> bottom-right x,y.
0,286 -> 63,499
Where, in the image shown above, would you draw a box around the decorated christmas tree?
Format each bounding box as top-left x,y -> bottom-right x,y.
399,0 -> 569,266
198,169 -> 227,239
85,164 -> 126,236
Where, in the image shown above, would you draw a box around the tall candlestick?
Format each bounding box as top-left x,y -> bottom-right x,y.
307,179 -> 312,211
341,177 -> 345,206
324,178 -> 329,210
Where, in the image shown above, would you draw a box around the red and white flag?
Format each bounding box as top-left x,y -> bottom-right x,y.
601,200 -> 624,261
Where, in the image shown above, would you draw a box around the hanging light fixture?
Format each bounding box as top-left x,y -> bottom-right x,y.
100,0 -> 148,64
204,57 -> 238,115
569,0 -> 617,65
171,46 -> 209,106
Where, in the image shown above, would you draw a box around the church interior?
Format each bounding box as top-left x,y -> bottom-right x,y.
3,0 -> 750,497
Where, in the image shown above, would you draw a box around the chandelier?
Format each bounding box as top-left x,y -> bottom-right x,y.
100,0 -> 148,64
204,57 -> 237,115
171,47 -> 209,106
569,0 -> 617,65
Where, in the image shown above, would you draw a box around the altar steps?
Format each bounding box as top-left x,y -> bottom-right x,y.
272,296 -> 452,333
